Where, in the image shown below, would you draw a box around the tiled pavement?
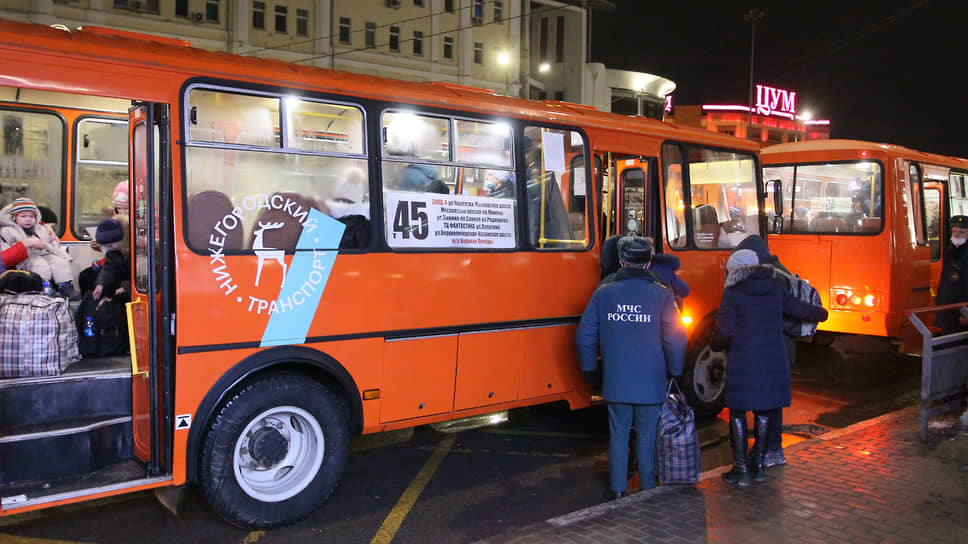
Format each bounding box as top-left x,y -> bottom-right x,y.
474,406 -> 968,544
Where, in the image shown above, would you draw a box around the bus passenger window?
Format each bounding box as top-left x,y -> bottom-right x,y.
0,110 -> 64,234
524,126 -> 588,250
686,147 -> 756,249
74,118 -> 129,239
184,87 -> 368,252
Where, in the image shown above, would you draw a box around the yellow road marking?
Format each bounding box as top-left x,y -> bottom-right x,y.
0,534 -> 95,544
370,435 -> 456,544
482,428 -> 601,439
240,530 -> 264,543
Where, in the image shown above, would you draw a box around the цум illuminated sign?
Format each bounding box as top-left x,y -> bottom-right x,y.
755,85 -> 795,119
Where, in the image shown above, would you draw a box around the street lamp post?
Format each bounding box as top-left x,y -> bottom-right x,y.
745,8 -> 764,141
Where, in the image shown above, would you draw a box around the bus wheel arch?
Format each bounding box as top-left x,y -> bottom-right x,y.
680,313 -> 727,419
186,346 -> 363,487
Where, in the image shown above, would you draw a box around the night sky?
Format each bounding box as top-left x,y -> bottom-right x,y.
590,1 -> 964,157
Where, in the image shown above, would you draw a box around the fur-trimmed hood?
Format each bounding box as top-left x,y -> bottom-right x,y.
725,263 -> 777,290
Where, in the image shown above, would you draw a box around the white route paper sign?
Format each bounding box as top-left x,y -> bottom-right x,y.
384,190 -> 516,249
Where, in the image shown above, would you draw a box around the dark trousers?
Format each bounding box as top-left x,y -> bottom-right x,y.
607,402 -> 661,493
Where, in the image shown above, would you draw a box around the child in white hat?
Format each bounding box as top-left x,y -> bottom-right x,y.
0,197 -> 79,298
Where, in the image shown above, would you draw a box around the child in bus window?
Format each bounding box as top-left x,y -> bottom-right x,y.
0,197 -> 79,299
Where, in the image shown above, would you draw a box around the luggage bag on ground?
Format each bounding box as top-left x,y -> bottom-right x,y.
656,379 -> 701,484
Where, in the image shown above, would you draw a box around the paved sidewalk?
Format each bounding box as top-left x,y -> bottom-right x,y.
475,406 -> 968,544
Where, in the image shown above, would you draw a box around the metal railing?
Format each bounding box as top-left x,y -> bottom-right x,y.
906,303 -> 968,441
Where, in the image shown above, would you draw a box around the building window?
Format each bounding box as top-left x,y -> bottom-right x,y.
365,22 -> 376,49
274,5 -> 287,33
339,17 -> 351,44
296,8 -> 308,36
175,0 -> 188,17
444,0 -> 453,12
251,1 -> 265,29
389,26 -> 400,52
413,31 -> 424,56
414,0 -> 423,6
555,16 -> 564,63
539,18 -> 548,60
443,36 -> 454,60
205,0 -> 219,22
494,1 -> 503,23
473,42 -> 483,64
717,125 -> 735,136
554,91 -> 564,101
472,0 -> 483,24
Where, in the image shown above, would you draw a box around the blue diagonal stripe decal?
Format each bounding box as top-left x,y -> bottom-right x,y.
260,209 -> 345,347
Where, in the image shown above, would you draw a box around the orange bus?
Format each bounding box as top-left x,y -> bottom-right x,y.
0,20 -> 763,528
762,139 -> 968,347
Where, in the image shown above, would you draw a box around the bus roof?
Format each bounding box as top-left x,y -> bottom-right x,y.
0,19 -> 757,153
763,139 -> 968,169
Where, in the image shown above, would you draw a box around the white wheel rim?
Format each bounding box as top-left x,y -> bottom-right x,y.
233,405 -> 325,502
692,346 -> 727,403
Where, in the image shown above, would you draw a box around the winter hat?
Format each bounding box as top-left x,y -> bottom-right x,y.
952,215 -> 968,229
112,180 -> 129,208
618,236 -> 653,266
95,218 -> 124,244
726,249 -> 758,271
331,168 -> 366,203
9,197 -> 40,219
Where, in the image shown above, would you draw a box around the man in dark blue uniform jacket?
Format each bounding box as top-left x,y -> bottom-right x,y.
576,236 -> 686,499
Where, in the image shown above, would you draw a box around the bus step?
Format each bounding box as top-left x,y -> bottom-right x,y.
0,368 -> 130,430
0,415 -> 133,487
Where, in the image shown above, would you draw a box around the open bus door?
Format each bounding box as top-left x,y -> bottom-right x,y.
604,155 -> 660,240
127,103 -> 174,486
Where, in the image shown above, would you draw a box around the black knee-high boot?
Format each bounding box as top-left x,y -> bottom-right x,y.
722,412 -> 751,487
750,412 -> 771,483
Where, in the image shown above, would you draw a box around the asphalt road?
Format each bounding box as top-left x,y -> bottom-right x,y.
0,334 -> 922,544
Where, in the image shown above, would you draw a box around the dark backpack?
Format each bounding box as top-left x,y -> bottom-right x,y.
0,269 -> 44,294
779,271 -> 823,337
75,292 -> 128,357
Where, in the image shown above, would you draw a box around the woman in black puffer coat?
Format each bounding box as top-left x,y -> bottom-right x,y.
713,248 -> 827,487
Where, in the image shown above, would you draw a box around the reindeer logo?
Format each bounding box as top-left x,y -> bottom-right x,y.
252,221 -> 287,287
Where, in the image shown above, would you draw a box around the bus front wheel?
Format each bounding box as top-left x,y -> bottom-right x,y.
198,374 -> 349,529
680,320 -> 727,419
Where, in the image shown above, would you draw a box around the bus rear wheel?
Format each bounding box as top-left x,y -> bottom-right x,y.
198,374 -> 349,529
680,320 -> 727,419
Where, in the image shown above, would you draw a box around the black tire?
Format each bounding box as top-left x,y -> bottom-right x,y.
198,374 -> 349,529
679,318 -> 727,419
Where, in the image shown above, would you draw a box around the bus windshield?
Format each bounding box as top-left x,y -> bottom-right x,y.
765,161 -> 883,234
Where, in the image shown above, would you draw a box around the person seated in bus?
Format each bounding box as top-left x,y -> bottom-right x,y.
484,169 -> 514,199
325,167 -> 369,220
0,197 -> 80,299
91,180 -> 129,253
397,163 -> 439,192
325,167 -> 371,249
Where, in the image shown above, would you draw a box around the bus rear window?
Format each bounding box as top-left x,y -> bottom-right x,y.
765,162 -> 883,235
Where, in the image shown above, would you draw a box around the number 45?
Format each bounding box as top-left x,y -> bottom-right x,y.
392,200 -> 429,240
